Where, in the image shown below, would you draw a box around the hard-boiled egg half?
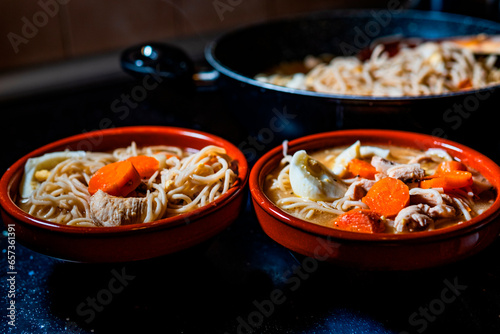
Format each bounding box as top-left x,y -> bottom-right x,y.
289,150 -> 348,201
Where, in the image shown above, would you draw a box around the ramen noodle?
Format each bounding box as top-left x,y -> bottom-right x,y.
264,141 -> 495,233
255,41 -> 500,96
18,142 -> 237,227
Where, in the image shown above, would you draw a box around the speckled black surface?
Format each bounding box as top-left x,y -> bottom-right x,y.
2,60 -> 500,334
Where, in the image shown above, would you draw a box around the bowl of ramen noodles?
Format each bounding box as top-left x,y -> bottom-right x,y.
249,129 -> 500,270
0,126 -> 249,262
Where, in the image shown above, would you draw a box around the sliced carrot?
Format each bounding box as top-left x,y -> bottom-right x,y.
420,170 -> 473,190
458,78 -> 472,90
333,209 -> 385,233
362,177 -> 410,218
434,160 -> 467,174
88,160 -> 141,197
345,158 -> 378,179
126,155 -> 160,178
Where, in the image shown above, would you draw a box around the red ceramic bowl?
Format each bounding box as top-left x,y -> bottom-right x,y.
0,126 -> 248,263
250,129 -> 500,270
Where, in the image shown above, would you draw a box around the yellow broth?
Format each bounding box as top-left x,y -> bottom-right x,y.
264,145 -> 495,233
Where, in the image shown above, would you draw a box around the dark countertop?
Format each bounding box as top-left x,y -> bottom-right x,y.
2,67 -> 500,334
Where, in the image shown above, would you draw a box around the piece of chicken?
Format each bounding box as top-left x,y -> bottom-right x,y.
394,203 -> 456,232
345,178 -> 376,201
90,190 -> 147,227
371,156 -> 426,181
409,188 -> 453,206
386,164 -> 425,181
371,156 -> 398,174
394,204 -> 434,232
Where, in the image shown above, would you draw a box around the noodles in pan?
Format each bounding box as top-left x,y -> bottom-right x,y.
18,142 -> 237,227
255,41 -> 500,96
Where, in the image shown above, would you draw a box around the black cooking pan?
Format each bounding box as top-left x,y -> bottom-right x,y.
121,9 -> 500,161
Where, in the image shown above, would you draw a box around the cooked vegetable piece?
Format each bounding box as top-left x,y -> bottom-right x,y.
434,160 -> 467,174
362,177 -> 410,217
346,159 -> 378,179
333,209 -> 385,233
420,171 -> 473,190
126,155 -> 160,178
88,160 -> 141,197
458,78 -> 472,90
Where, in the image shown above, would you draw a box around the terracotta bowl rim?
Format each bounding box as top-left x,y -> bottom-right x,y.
250,129 -> 500,243
0,125 -> 249,236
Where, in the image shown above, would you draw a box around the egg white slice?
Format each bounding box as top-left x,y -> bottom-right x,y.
331,140 -> 361,177
289,150 -> 347,201
360,146 -> 390,159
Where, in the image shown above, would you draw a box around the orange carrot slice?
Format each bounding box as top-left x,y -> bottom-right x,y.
420,170 -> 472,190
333,209 -> 385,233
126,155 -> 160,179
434,160 -> 467,174
88,160 -> 141,197
346,159 -> 378,179
458,78 -> 472,90
362,177 -> 410,218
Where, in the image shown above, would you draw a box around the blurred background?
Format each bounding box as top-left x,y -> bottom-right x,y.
1,0 -> 392,71
2,0 -> 500,100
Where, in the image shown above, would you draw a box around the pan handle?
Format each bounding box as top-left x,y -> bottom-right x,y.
120,42 -> 219,90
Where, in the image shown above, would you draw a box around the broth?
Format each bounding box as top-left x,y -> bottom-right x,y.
264,143 -> 495,233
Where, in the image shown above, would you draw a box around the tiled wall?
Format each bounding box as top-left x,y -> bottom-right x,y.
0,0 -> 391,72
